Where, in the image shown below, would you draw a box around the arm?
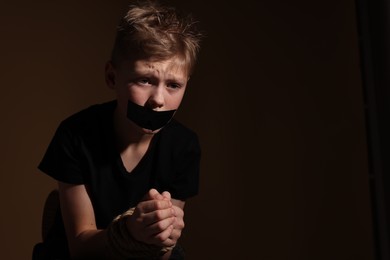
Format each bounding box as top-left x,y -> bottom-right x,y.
58,181 -> 109,259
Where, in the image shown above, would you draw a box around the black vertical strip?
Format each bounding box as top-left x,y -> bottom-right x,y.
355,0 -> 390,259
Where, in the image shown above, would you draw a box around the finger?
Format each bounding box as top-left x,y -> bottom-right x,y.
172,216 -> 185,230
145,216 -> 175,236
151,225 -> 176,246
138,199 -> 172,214
143,188 -> 163,201
141,208 -> 175,226
169,226 -> 182,241
171,205 -> 184,218
161,191 -> 171,200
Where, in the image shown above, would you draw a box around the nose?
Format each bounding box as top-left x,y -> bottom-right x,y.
146,86 -> 164,110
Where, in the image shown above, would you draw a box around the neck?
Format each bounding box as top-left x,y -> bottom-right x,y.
113,107 -> 154,152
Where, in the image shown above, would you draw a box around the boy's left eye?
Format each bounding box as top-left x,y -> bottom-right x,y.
168,83 -> 181,89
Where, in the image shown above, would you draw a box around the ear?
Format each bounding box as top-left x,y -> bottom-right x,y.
105,61 -> 116,89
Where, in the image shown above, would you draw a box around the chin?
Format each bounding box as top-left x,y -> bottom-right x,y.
141,127 -> 162,135
128,119 -> 161,135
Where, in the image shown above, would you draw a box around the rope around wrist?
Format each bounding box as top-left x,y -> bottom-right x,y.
107,207 -> 174,259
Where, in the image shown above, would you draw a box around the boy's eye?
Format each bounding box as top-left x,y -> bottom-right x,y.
137,78 -> 150,85
168,83 -> 181,89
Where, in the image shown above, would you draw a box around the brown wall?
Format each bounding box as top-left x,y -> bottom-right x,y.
0,0 -> 374,259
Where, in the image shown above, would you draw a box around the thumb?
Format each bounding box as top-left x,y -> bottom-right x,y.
142,188 -> 163,201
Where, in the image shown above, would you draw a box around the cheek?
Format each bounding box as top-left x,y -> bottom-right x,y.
125,85 -> 149,104
168,92 -> 186,109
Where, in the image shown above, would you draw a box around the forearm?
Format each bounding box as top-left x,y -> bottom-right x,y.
66,211 -> 175,259
69,228 -> 173,260
69,229 -> 119,260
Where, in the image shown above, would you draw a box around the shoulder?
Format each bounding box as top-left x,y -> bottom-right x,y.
157,120 -> 200,153
160,119 -> 198,141
59,100 -> 116,133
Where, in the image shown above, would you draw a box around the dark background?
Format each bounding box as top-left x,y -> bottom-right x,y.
0,0 -> 374,259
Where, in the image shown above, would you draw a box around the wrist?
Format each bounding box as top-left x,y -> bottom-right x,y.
107,207 -> 173,259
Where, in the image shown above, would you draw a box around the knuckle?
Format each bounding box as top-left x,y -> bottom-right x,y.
156,221 -> 166,230
154,233 -> 168,243
174,218 -> 184,229
155,210 -> 163,219
173,228 -> 182,237
155,200 -> 163,209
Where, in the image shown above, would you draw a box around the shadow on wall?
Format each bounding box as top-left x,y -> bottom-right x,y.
0,1 -> 127,259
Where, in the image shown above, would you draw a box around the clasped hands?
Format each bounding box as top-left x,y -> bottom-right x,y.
126,189 -> 184,247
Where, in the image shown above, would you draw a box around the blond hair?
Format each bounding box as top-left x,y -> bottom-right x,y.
111,0 -> 202,75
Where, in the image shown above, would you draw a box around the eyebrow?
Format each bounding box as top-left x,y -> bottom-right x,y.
131,69 -> 187,84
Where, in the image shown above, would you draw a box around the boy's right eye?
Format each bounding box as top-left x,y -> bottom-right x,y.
137,78 -> 150,85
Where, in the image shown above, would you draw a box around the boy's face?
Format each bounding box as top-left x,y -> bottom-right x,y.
106,57 -> 189,134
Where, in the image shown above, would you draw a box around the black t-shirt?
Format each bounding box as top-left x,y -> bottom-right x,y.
39,100 -> 201,229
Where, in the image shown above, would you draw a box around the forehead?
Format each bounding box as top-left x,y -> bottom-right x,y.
119,57 -> 189,80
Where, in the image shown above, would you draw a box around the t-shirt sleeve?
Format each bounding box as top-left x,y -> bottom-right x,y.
38,121 -> 86,184
170,133 -> 201,200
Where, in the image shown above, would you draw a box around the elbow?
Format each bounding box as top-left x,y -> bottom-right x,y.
67,229 -> 108,259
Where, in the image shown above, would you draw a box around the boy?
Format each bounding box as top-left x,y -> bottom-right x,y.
38,0 -> 202,259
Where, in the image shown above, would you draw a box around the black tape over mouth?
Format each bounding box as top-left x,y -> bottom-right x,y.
126,100 -> 176,131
